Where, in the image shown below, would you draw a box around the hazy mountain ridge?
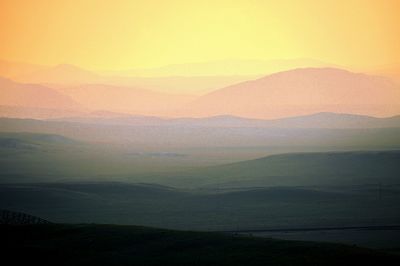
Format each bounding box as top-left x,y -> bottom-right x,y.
187,68 -> 400,119
0,105 -> 88,119
0,77 -> 82,110
53,83 -> 195,114
1,65 -> 400,119
49,112 -> 400,128
1,117 -> 400,151
109,58 -> 337,76
0,60 -> 261,94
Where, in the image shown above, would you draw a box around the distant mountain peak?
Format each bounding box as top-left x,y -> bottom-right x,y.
188,67 -> 400,119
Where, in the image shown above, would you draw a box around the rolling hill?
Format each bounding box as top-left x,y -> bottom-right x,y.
172,151 -> 400,188
54,83 -> 194,114
0,105 -> 87,119
1,117 -> 400,151
1,181 -> 400,231
0,74 -> 194,117
262,112 -> 400,128
0,60 -> 257,94
0,77 -> 81,110
2,223 -> 398,266
52,112 -> 400,128
3,60 -> 257,95
187,68 -> 400,119
4,64 -> 400,119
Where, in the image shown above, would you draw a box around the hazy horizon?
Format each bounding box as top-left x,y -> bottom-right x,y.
1,62 -> 399,119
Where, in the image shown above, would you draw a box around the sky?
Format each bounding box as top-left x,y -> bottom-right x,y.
0,0 -> 399,71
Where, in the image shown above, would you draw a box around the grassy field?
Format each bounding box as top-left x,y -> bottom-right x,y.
2,223 -> 399,266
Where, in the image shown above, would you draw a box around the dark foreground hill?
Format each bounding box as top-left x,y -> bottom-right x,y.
1,224 -> 399,266
0,209 -> 51,225
2,182 -> 400,231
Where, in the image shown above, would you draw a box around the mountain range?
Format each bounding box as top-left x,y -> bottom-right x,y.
1,60 -> 400,119
50,112 -> 400,129
0,77 -> 81,110
0,60 -> 258,94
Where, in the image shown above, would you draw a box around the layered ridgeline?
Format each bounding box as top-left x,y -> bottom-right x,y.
0,112 -> 399,185
0,77 -> 194,119
52,83 -> 194,115
49,112 -> 400,128
0,58 -> 334,93
1,181 -> 400,231
0,131 -> 399,188
1,66 -> 400,119
0,77 -> 81,111
0,133 -> 399,232
0,113 -> 399,150
186,68 -> 400,119
169,151 -> 400,188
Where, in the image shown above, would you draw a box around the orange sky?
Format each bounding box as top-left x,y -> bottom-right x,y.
0,0 -> 399,71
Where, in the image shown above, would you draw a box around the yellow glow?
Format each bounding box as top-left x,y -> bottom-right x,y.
0,0 -> 399,71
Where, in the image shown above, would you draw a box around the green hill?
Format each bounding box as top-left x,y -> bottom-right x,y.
2,182 -> 399,231
173,151 -> 400,188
